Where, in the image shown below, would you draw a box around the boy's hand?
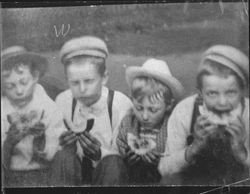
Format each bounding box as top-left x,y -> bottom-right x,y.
5,124 -> 26,147
185,115 -> 217,163
142,150 -> 161,166
32,148 -> 49,165
124,148 -> 141,166
226,116 -> 247,163
193,115 -> 217,143
78,131 -> 101,161
59,130 -> 78,147
29,122 -> 46,137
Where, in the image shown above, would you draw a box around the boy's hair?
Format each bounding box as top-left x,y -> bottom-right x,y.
2,59 -> 40,78
196,59 -> 245,90
64,55 -> 106,76
131,76 -> 173,105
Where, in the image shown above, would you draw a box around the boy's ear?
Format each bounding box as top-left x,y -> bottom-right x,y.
166,98 -> 175,112
33,70 -> 40,82
197,88 -> 203,98
101,70 -> 109,85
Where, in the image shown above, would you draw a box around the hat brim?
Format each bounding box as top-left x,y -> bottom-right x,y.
126,66 -> 184,101
201,55 -> 248,85
2,52 -> 48,77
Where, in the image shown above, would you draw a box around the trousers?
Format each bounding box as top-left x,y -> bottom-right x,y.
50,147 -> 128,186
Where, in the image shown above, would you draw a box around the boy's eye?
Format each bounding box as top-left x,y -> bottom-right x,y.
227,90 -> 237,96
149,107 -> 159,113
135,106 -> 143,111
20,79 -> 29,85
70,81 -> 79,86
207,91 -> 218,97
4,83 -> 14,90
85,79 -> 94,84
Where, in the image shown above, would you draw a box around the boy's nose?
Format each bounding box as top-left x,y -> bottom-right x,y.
218,95 -> 228,106
79,82 -> 86,93
15,86 -> 24,96
142,111 -> 149,121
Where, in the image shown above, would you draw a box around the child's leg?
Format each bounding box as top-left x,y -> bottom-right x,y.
92,155 -> 128,185
128,162 -> 161,185
3,168 -> 50,187
50,146 -> 82,186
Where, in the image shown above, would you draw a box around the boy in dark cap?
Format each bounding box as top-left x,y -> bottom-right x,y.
54,36 -> 132,185
159,45 -> 249,185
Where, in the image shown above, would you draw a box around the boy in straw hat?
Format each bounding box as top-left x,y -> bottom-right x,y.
54,36 -> 132,185
1,46 -> 66,186
116,58 -> 184,184
159,45 -> 250,185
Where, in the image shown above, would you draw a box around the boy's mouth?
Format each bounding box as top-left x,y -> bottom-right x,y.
141,123 -> 154,130
210,108 -> 232,116
12,96 -> 32,107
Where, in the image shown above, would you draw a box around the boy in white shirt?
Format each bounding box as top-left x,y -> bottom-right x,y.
1,46 -> 66,187
159,45 -> 249,185
54,36 -> 132,185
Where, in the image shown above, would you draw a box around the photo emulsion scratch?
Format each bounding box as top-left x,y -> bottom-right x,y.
1,1 -> 249,193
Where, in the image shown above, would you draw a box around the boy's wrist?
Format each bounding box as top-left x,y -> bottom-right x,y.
185,141 -> 201,164
231,142 -> 248,164
5,136 -> 18,148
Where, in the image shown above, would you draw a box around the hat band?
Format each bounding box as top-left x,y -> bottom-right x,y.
1,51 -> 27,62
62,47 -> 108,63
204,53 -> 247,85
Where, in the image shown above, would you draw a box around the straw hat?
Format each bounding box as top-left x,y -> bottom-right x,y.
60,36 -> 108,64
199,45 -> 249,86
1,46 -> 48,77
126,58 -> 184,101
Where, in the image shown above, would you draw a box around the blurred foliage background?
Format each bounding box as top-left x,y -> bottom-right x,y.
1,2 -> 249,99
2,2 -> 249,55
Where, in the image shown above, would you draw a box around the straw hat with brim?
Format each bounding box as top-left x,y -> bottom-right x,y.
199,45 -> 249,86
60,36 -> 108,64
1,46 -> 48,78
126,58 -> 184,102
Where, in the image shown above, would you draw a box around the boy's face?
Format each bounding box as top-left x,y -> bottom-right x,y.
201,74 -> 243,114
2,65 -> 38,108
66,61 -> 107,106
132,96 -> 167,130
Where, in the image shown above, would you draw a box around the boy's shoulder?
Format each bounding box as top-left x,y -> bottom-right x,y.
111,88 -> 132,108
55,89 -> 73,104
175,94 -> 198,109
243,97 -> 249,111
34,84 -> 60,108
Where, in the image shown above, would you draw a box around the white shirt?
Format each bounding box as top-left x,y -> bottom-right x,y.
1,84 -> 66,171
158,94 -> 250,176
55,86 -> 133,163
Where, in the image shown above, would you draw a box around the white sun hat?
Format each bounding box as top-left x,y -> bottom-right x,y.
126,58 -> 184,101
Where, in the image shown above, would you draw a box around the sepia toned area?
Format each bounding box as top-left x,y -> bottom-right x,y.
1,3 -> 249,99
1,2 -> 249,189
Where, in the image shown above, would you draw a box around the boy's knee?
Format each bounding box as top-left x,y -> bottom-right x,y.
92,155 -> 128,185
50,148 -> 82,186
